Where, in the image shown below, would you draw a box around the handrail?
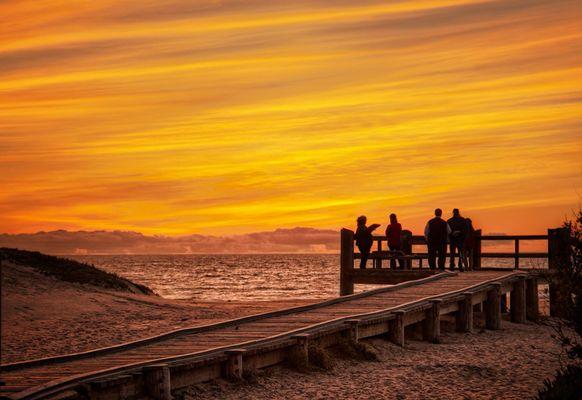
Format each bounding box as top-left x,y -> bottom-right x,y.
351,232 -> 549,270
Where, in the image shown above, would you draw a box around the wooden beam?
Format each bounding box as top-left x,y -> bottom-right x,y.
456,292 -> 473,333
224,349 -> 246,380
485,283 -> 501,330
340,228 -> 355,296
473,229 -> 482,270
510,278 -> 526,324
345,319 -> 361,342
143,364 -> 171,400
389,311 -> 405,347
526,278 -> 539,321
423,299 -> 442,344
289,334 -> 310,369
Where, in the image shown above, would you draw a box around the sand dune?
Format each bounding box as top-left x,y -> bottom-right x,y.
0,261 -> 312,363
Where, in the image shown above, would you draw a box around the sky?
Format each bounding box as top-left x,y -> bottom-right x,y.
1,0 -> 581,237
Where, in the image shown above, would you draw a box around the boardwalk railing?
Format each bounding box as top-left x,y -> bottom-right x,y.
340,227 -> 570,313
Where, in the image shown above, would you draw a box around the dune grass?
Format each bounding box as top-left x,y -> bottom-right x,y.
0,247 -> 154,295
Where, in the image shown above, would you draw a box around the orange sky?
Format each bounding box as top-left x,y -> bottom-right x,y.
1,0 -> 581,236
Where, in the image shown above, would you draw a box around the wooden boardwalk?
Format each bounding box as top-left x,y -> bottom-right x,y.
0,270 -> 539,400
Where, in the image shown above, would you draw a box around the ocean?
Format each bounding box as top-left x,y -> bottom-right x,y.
71,254 -> 548,301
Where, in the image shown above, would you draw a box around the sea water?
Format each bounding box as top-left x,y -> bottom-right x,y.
71,254 -> 548,301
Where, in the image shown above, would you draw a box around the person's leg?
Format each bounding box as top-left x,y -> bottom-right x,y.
458,243 -> 465,271
467,248 -> 473,270
390,245 -> 404,269
449,242 -> 456,269
358,245 -> 368,269
428,243 -> 436,270
389,245 -> 396,269
438,243 -> 446,270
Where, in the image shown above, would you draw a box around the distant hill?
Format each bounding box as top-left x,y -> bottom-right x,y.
0,248 -> 154,295
0,227 -> 339,255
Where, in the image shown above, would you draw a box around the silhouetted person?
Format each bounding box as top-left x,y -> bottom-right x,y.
463,218 -> 476,271
447,208 -> 467,271
354,215 -> 380,269
385,213 -> 404,269
424,208 -> 451,270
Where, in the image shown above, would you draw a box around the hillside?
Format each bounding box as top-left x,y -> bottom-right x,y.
0,248 -> 154,295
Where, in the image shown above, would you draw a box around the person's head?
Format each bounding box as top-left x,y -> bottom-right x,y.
453,208 -> 460,217
389,213 -> 397,223
357,215 -> 367,226
434,208 -> 442,217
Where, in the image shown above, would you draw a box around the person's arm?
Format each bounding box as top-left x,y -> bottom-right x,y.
447,223 -> 452,235
424,222 -> 430,239
368,223 -> 380,232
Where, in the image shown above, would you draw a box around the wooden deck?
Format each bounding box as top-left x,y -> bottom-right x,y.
0,270 -> 539,400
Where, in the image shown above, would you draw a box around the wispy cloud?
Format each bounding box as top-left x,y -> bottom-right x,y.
0,0 -> 580,236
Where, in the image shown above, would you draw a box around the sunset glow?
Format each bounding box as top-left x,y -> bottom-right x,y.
1,0 -> 581,235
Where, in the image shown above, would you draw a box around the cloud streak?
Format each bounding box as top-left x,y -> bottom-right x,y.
0,0 -> 580,236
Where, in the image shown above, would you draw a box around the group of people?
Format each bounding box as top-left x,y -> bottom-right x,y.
354,208 -> 476,271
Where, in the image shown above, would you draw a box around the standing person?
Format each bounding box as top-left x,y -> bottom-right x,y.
447,208 -> 467,271
462,218 -> 476,271
385,213 -> 404,269
354,216 -> 380,269
424,208 -> 451,270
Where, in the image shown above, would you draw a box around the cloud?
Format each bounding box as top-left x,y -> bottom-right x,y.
0,228 -> 339,254
0,0 -> 580,236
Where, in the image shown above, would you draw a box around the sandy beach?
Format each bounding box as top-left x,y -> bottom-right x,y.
1,260 -> 564,399
0,261 -> 314,364
184,318 -> 563,400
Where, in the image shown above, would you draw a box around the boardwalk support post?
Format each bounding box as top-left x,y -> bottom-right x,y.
340,228 -> 355,296
423,299 -> 442,343
345,319 -> 360,342
389,310 -> 405,347
456,292 -> 473,333
511,277 -> 526,324
143,364 -> 171,400
548,227 -> 570,317
526,278 -> 539,321
290,334 -> 310,369
224,349 -> 246,380
485,283 -> 502,330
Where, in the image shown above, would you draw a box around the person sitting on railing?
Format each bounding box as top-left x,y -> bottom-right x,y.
386,213 -> 404,270
355,215 -> 380,269
462,218 -> 476,271
424,208 -> 451,270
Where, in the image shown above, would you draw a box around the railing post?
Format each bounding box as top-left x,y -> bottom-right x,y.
456,292 -> 473,333
402,230 -> 412,269
485,283 -> 501,330
389,310 -> 405,347
473,229 -> 482,270
511,277 -> 526,323
548,227 -> 570,317
340,228 -> 355,296
143,364 -> 171,400
526,278 -> 539,321
423,299 -> 441,343
514,239 -> 520,269
376,240 -> 382,269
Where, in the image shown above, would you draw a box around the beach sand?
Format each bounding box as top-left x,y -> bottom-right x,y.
1,262 -> 564,399
1,262 -> 314,364
184,318 -> 563,400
